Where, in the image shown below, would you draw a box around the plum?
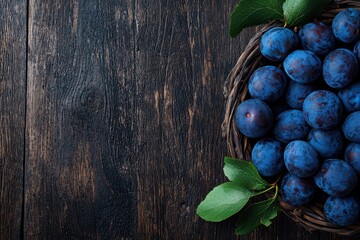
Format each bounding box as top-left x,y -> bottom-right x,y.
314,159 -> 358,196
345,143 -> 360,175
324,196 -> 360,226
342,111 -> 360,143
286,81 -> 317,109
260,27 -> 299,61
235,99 -> 273,138
307,128 -> 344,159
354,40 -> 360,59
273,109 -> 310,143
303,90 -> 343,130
248,66 -> 287,103
332,8 -> 360,43
299,21 -> 335,55
281,172 -> 317,206
283,50 -> 322,83
323,48 -> 358,89
251,138 -> 284,177
284,140 -> 320,178
338,82 -> 360,113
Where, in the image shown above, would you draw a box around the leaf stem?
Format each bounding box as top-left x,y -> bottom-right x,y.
253,182 -> 279,201
272,184 -> 279,200
255,184 -> 275,196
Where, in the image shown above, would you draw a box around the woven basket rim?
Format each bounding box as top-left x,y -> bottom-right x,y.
222,0 -> 360,236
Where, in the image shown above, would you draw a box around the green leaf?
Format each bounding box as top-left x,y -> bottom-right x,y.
224,157 -> 269,190
235,197 -> 280,235
196,182 -> 256,222
283,0 -> 332,27
229,0 -> 285,38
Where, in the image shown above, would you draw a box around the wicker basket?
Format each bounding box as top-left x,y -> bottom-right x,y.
222,0 -> 360,236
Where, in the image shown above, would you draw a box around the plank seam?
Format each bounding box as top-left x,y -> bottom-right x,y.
20,0 -> 30,239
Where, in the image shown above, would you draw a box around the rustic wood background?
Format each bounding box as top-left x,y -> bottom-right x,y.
0,0 -> 358,239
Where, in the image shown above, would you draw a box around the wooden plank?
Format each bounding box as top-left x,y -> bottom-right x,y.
25,1 -> 137,239
134,0 -> 244,239
0,1 -> 27,239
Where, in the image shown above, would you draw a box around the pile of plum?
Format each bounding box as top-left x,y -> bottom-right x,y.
235,8 -> 360,227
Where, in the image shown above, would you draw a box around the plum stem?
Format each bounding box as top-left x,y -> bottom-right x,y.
273,174 -> 282,185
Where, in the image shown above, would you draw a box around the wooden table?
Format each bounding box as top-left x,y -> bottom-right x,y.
0,1 -> 358,239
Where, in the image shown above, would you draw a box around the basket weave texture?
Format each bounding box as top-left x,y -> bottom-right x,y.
222,0 -> 360,236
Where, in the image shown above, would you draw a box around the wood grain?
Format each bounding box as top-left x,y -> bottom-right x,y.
0,1 -> 26,239
134,0 -> 246,239
25,1 -> 136,239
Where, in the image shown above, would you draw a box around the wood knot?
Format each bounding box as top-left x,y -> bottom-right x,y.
79,87 -> 104,112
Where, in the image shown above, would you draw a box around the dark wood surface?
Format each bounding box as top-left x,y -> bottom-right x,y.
0,0 -> 359,239
0,1 -> 26,239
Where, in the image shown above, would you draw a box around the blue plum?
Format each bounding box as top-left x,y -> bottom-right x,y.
324,196 -> 360,226
314,159 -> 358,196
284,140 -> 320,178
303,90 -> 343,130
323,48 -> 358,89
299,21 -> 335,55
307,128 -> 344,158
345,143 -> 360,175
273,109 -> 310,143
251,138 -> 284,177
235,99 -> 273,138
342,111 -> 360,143
281,172 -> 317,206
338,82 -> 360,112
260,27 -> 299,61
354,40 -> 360,59
286,81 -> 317,109
248,66 -> 287,103
332,8 -> 360,43
283,50 -> 322,83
